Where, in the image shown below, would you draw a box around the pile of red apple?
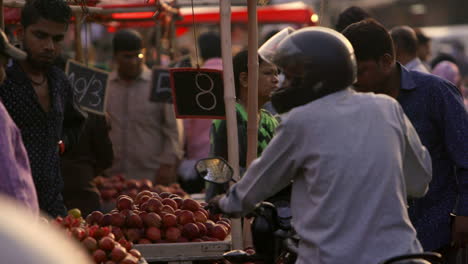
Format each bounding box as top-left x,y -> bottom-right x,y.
54,212 -> 143,264
95,175 -> 188,202
86,191 -> 231,244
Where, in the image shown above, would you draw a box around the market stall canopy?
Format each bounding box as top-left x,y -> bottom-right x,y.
102,1 -> 315,27
4,1 -> 315,27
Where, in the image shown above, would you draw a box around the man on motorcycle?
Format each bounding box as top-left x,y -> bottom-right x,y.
209,27 -> 432,264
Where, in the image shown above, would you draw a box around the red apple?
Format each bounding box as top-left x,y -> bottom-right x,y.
101,213 -> 112,226
136,190 -> 153,200
93,249 -> 108,263
110,245 -> 127,262
110,212 -> 126,227
117,196 -> 134,211
162,214 -> 177,228
178,210 -> 195,225
126,179 -> 141,189
172,197 -> 184,209
182,223 -> 200,239
86,211 -> 104,225
129,249 -> 142,260
174,209 -> 182,217
101,188 -> 117,200
199,208 -> 209,218
195,222 -> 208,237
71,227 -> 87,241
140,179 -> 153,190
142,212 -> 162,228
159,192 -> 171,199
99,236 -> 115,251
120,209 -> 132,217
82,236 -> 97,252
217,220 -> 231,233
210,224 -> 228,240
145,227 -> 162,241
118,238 -> 133,251
162,198 -> 178,210
204,220 -> 216,233
165,227 -> 181,242
111,227 -> 124,240
192,238 -> 203,242
220,218 -> 231,225
182,199 -> 200,212
209,213 -> 222,222
161,205 -> 175,215
126,213 -> 143,228
125,228 -> 143,243
136,195 -> 150,206
137,238 -> 152,244
194,211 -> 208,223
145,198 -> 163,213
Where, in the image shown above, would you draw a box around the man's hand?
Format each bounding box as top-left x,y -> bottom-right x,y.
452,215 -> 468,248
205,195 -> 225,215
155,164 -> 176,186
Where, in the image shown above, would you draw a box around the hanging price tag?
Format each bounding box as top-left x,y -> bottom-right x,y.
169,68 -> 225,119
66,60 -> 109,115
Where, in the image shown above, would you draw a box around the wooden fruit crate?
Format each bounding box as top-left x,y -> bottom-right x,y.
134,238 -> 231,264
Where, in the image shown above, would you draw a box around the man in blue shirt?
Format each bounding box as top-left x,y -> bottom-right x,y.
343,19 -> 468,260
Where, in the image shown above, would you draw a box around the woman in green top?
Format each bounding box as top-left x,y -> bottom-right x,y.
206,50 -> 280,201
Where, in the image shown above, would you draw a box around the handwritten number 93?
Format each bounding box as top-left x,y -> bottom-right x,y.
68,73 -> 102,107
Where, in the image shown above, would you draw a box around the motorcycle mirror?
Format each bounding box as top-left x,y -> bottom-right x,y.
195,157 -> 234,184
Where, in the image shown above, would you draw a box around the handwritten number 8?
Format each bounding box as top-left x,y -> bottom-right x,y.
195,73 -> 217,111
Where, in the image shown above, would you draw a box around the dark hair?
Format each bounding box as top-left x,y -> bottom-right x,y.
198,32 -> 221,60
113,29 -> 143,53
390,26 -> 418,56
430,53 -> 458,69
335,6 -> 371,32
342,18 -> 394,61
232,50 -> 265,98
21,0 -> 71,28
414,28 -> 430,44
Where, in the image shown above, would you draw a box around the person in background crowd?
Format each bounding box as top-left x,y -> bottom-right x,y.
206,49 -> 280,201
432,61 -> 468,109
0,0 -> 86,217
106,29 -> 182,184
343,19 -> 468,262
432,61 -> 462,89
335,6 -> 371,33
210,27 -> 432,264
414,28 -> 431,67
61,113 -> 113,216
178,32 -> 222,194
0,29 -> 39,214
390,26 -> 430,73
431,53 -> 458,70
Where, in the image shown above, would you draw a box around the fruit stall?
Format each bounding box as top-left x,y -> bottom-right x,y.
60,189 -> 233,264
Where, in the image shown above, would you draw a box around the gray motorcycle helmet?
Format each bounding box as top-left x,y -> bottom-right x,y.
270,27 -> 357,113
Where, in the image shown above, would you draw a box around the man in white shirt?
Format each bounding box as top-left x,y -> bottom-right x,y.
390,26 -> 430,73
211,27 -> 432,264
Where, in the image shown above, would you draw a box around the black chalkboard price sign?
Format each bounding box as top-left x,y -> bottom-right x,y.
65,60 -> 109,115
169,68 -> 225,119
150,68 -> 172,103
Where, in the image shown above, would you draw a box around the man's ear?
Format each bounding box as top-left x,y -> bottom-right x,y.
380,53 -> 395,73
239,72 -> 248,88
